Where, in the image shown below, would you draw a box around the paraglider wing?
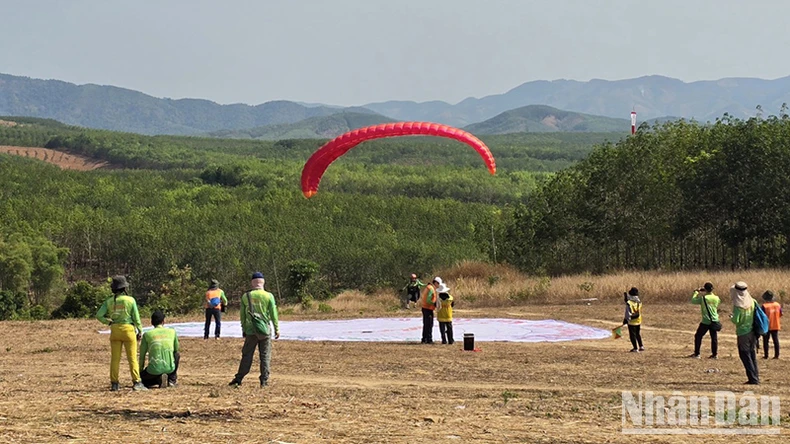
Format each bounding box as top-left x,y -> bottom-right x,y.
300,122 -> 496,198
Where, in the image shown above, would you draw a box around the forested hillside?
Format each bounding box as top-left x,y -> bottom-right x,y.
0,117 -> 617,319
5,111 -> 790,321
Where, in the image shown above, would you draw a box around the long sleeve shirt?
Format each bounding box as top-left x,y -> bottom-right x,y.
139,325 -> 179,375
96,294 -> 142,333
240,289 -> 279,336
691,291 -> 720,324
731,305 -> 755,336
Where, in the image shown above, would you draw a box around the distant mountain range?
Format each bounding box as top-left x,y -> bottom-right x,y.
1,72 -> 789,136
363,75 -> 790,126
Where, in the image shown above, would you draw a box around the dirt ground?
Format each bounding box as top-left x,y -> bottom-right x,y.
1,303 -> 788,443
0,146 -> 108,171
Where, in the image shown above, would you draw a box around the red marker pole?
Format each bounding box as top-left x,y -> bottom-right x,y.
630,111 -> 636,135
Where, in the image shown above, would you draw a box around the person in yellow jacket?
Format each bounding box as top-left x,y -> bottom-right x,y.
96,275 -> 147,391
436,280 -> 454,345
420,278 -> 438,344
622,287 -> 644,353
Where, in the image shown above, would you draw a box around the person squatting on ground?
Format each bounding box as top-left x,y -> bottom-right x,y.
138,309 -> 180,389
401,273 -> 426,309
436,279 -> 454,345
204,279 -> 228,339
730,281 -> 759,385
229,272 -> 280,388
96,275 -> 147,391
761,290 -> 782,359
623,287 -> 644,352
420,277 -> 438,344
690,282 -> 720,359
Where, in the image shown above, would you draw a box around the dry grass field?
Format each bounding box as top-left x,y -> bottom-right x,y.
0,146 -> 108,171
2,299 -> 789,443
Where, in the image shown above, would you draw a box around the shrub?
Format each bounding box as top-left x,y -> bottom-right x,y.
52,281 -> 107,319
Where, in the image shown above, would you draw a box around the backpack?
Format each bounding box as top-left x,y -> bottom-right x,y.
209,297 -> 221,308
753,301 -> 769,336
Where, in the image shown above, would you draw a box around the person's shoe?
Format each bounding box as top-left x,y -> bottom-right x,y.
708,355 -> 718,360
639,347 -> 645,352
260,380 -> 268,388
132,381 -> 148,391
167,380 -> 178,388
629,349 -> 639,353
764,355 -> 770,359
110,382 -> 120,392
228,379 -> 241,387
745,380 -> 760,385
204,337 -> 209,340
688,353 -> 700,359
442,341 -> 447,345
773,356 -> 780,360
215,337 -> 220,340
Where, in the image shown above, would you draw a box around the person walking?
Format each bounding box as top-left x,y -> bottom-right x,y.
401,273 -> 426,309
623,287 -> 644,352
139,309 -> 180,388
204,279 -> 228,340
689,282 -> 721,359
96,275 -> 147,391
420,277 -> 439,344
730,281 -> 759,385
436,280 -> 454,345
761,290 -> 782,359
229,272 -> 279,388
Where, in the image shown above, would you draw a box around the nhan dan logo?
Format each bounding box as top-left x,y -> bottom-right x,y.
622,391 -> 780,435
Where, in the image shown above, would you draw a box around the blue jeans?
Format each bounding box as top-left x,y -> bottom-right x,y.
204,308 -> 221,338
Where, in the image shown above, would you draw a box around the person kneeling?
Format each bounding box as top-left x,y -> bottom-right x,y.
139,309 -> 180,388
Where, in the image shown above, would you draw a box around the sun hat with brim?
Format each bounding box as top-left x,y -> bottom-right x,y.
111,275 -> 128,291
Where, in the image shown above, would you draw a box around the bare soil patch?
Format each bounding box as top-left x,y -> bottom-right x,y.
1,304 -> 788,443
0,145 -> 108,171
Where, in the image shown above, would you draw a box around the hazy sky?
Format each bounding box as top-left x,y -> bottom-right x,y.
2,1 -> 789,106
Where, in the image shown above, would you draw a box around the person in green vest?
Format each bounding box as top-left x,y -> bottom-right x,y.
730,281 -> 759,385
229,272 -> 280,388
96,275 -> 147,392
139,309 -> 180,388
689,282 -> 720,359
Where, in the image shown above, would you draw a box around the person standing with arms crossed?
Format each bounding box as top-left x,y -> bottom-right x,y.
204,279 -> 228,340
96,275 -> 147,391
229,272 -> 279,388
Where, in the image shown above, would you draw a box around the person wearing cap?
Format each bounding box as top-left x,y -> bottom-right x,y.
139,309 -> 180,388
96,275 -> 147,391
419,278 -> 439,344
204,279 -> 228,340
229,272 -> 280,387
761,290 -> 782,359
689,282 -> 720,359
401,273 -> 426,309
435,279 -> 454,345
730,281 -> 759,384
622,287 -> 644,352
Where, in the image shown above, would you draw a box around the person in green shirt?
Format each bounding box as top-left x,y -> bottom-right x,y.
689,282 -> 720,359
139,309 -> 180,389
401,273 -> 426,309
730,281 -> 759,385
229,272 -> 280,388
96,275 -> 147,392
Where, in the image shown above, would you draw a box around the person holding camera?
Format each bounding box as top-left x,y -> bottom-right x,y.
689,282 -> 720,359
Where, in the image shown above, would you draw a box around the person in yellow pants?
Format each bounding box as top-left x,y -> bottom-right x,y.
96,275 -> 147,392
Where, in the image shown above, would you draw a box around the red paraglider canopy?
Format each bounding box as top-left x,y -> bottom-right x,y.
301,121 -> 496,198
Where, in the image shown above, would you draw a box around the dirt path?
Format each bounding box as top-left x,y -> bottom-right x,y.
0,145 -> 108,171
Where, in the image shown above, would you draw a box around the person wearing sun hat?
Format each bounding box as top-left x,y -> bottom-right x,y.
96,275 -> 147,392
204,279 -> 228,340
622,287 -> 644,352
730,281 -> 759,384
435,278 -> 455,345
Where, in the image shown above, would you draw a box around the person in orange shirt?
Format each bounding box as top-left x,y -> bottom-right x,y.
420,277 -> 439,344
761,290 -> 782,359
